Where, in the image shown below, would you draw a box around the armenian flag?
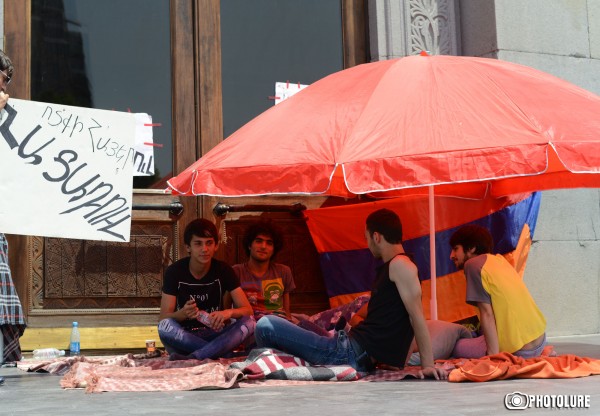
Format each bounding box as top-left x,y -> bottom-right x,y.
303,192 -> 541,322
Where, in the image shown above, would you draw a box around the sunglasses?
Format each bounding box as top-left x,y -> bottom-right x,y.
1,69 -> 12,85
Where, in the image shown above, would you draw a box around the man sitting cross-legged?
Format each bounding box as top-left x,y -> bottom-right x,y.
254,209 -> 448,379
158,219 -> 255,361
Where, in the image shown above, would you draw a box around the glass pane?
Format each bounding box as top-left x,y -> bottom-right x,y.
220,0 -> 344,138
31,0 -> 172,189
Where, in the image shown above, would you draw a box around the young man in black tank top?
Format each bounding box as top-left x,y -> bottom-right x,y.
255,209 -> 448,379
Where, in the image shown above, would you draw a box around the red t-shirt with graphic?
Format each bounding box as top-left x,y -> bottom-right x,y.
233,262 -> 295,319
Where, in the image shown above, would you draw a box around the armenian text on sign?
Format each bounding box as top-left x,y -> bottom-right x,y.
0,99 -> 144,242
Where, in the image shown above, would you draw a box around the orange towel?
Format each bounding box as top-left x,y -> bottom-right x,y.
447,350 -> 600,382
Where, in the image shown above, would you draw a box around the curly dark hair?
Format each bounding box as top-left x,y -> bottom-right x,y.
0,49 -> 14,80
449,224 -> 494,255
242,220 -> 284,258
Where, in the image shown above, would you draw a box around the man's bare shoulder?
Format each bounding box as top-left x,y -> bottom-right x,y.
389,254 -> 418,281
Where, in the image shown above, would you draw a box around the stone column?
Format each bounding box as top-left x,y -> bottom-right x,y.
368,0 -> 461,61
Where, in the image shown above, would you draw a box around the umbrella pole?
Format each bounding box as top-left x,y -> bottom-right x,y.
429,186 -> 438,320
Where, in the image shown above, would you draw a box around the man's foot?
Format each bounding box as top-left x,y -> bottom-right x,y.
334,317 -> 347,331
169,352 -> 192,361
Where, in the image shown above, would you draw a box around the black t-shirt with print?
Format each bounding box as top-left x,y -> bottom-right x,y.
162,257 -> 240,329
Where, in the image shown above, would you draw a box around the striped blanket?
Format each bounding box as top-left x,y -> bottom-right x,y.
230,348 -> 361,381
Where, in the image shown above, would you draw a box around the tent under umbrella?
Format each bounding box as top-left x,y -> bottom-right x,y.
167,55 -> 600,318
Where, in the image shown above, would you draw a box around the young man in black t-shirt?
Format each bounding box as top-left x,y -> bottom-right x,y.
158,219 -> 254,360
255,209 -> 447,379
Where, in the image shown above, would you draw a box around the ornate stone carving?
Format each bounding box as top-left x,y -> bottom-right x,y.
409,0 -> 458,55
368,0 -> 460,60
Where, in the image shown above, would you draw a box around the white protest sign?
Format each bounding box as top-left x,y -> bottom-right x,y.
0,98 -> 136,242
274,81 -> 309,105
133,113 -> 155,176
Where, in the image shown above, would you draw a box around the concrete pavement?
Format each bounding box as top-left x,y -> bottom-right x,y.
1,334 -> 599,416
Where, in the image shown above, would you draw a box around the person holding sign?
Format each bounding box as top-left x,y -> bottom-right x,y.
0,49 -> 27,364
0,49 -> 12,115
158,219 -> 255,360
0,49 -> 14,115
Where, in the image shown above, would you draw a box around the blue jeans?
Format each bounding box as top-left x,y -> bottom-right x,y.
255,315 -> 371,372
452,333 -> 547,359
158,315 -> 255,359
514,333 -> 547,359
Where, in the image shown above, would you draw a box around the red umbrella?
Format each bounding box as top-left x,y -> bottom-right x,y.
166,55 -> 600,319
167,55 -> 600,198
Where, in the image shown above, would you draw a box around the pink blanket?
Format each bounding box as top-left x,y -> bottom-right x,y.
18,347 -> 600,393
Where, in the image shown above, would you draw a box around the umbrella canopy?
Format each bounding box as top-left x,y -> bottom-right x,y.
167,55 -> 600,198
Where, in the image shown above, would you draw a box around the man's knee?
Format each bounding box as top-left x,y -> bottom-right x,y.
234,315 -> 256,338
158,318 -> 178,337
241,315 -> 256,332
255,315 -> 276,345
256,315 -> 274,331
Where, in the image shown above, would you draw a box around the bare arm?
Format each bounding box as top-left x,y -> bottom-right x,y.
159,293 -> 198,322
229,287 -> 253,317
390,256 -> 447,380
477,302 -> 499,355
223,291 -> 233,309
283,292 -> 292,319
209,287 -> 253,330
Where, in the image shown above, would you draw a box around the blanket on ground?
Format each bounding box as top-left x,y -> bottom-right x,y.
21,349 -> 365,392
446,352 -> 600,382
16,347 -> 600,392
18,351 -> 168,376
230,348 -> 361,381
62,361 -> 242,392
19,353 -> 243,392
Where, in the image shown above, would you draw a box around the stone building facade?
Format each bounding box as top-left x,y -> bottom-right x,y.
2,0 -> 598,337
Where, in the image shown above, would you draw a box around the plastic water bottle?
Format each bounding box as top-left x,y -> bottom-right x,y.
70,321 -> 81,356
197,310 -> 211,326
32,348 -> 65,360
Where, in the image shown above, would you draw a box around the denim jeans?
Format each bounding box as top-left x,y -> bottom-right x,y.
514,333 -> 547,358
255,315 -> 371,372
158,315 -> 255,359
451,333 -> 547,359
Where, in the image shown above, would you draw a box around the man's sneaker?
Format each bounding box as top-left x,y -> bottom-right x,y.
334,316 -> 347,331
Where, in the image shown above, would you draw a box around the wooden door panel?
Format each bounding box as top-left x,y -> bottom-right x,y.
83,243 -> 108,296
106,241 -> 138,297
135,236 -> 167,297
35,192 -> 179,312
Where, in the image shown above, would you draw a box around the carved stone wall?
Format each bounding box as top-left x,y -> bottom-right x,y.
368,0 -> 460,60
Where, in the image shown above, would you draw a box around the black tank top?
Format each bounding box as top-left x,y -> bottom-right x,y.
349,254 -> 415,368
